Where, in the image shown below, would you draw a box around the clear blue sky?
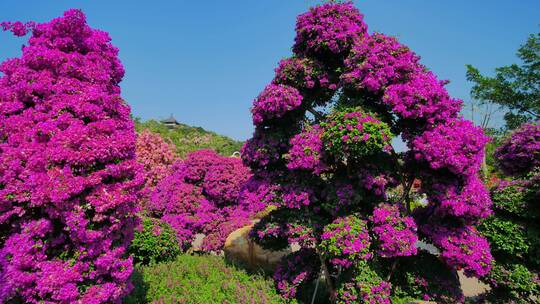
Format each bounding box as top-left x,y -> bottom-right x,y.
1,1 -> 539,140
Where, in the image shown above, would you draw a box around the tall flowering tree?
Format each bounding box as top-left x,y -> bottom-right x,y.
242,2 -> 492,303
0,10 -> 142,303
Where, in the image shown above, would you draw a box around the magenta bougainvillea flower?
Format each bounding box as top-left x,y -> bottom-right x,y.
495,123 -> 540,176
0,10 -> 141,303
243,2 -> 492,302
342,33 -> 422,94
148,150 -> 264,252
371,203 -> 418,258
136,130 -> 177,202
251,84 -> 303,125
293,1 -> 368,57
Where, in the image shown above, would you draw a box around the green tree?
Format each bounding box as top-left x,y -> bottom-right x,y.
466,32 -> 539,130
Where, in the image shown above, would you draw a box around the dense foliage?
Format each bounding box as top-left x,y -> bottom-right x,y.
0,10 -> 141,303
466,32 -> 539,129
479,123 -> 540,303
242,2 -> 492,303
148,149 -> 266,252
125,254 -> 292,304
135,118 -> 243,157
128,217 -> 181,266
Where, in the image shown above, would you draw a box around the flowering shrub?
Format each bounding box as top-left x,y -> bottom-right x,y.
478,125 -> 540,303
148,149 -> 263,252
136,130 -> 177,202
128,217 -> 180,266
421,224 -> 492,277
243,2 -> 492,302
319,215 -> 371,268
494,123 -> 540,176
293,1 -> 367,58
251,84 -> 303,126
0,10 -> 141,303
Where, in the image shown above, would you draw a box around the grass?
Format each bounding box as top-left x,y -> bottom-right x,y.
124,254 -> 293,304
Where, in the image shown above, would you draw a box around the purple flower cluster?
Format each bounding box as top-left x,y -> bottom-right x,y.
320,215 -> 372,268
281,184 -> 314,209
411,119 -> 490,176
371,203 -> 418,257
274,249 -> 321,299
434,176 -> 493,220
285,125 -> 327,174
410,119 -> 493,277
495,123 -> 540,176
358,167 -> 398,198
251,84 -> 303,125
342,33 -> 421,93
241,129 -> 288,169
0,10 -> 141,303
321,183 -> 364,216
383,72 -> 462,128
149,150 -> 262,252
293,1 -> 368,57
273,57 -> 337,93
422,224 -> 493,277
0,20 -> 35,36
237,176 -> 281,211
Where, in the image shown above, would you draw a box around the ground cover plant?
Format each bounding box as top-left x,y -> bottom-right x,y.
0,10 -> 141,303
242,2 -> 493,303
124,254 -> 293,304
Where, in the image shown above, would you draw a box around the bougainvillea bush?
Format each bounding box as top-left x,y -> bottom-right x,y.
494,123 -> 540,177
0,10 -> 142,303
135,129 -> 177,202
242,2 -> 493,303
148,149 -> 266,252
479,123 -> 540,302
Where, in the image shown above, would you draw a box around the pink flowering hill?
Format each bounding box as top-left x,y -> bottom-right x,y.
0,10 -> 142,303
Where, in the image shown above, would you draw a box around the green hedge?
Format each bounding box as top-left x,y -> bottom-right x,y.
128,217 -> 181,266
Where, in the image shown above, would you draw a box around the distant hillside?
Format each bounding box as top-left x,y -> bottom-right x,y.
134,118 -> 244,158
